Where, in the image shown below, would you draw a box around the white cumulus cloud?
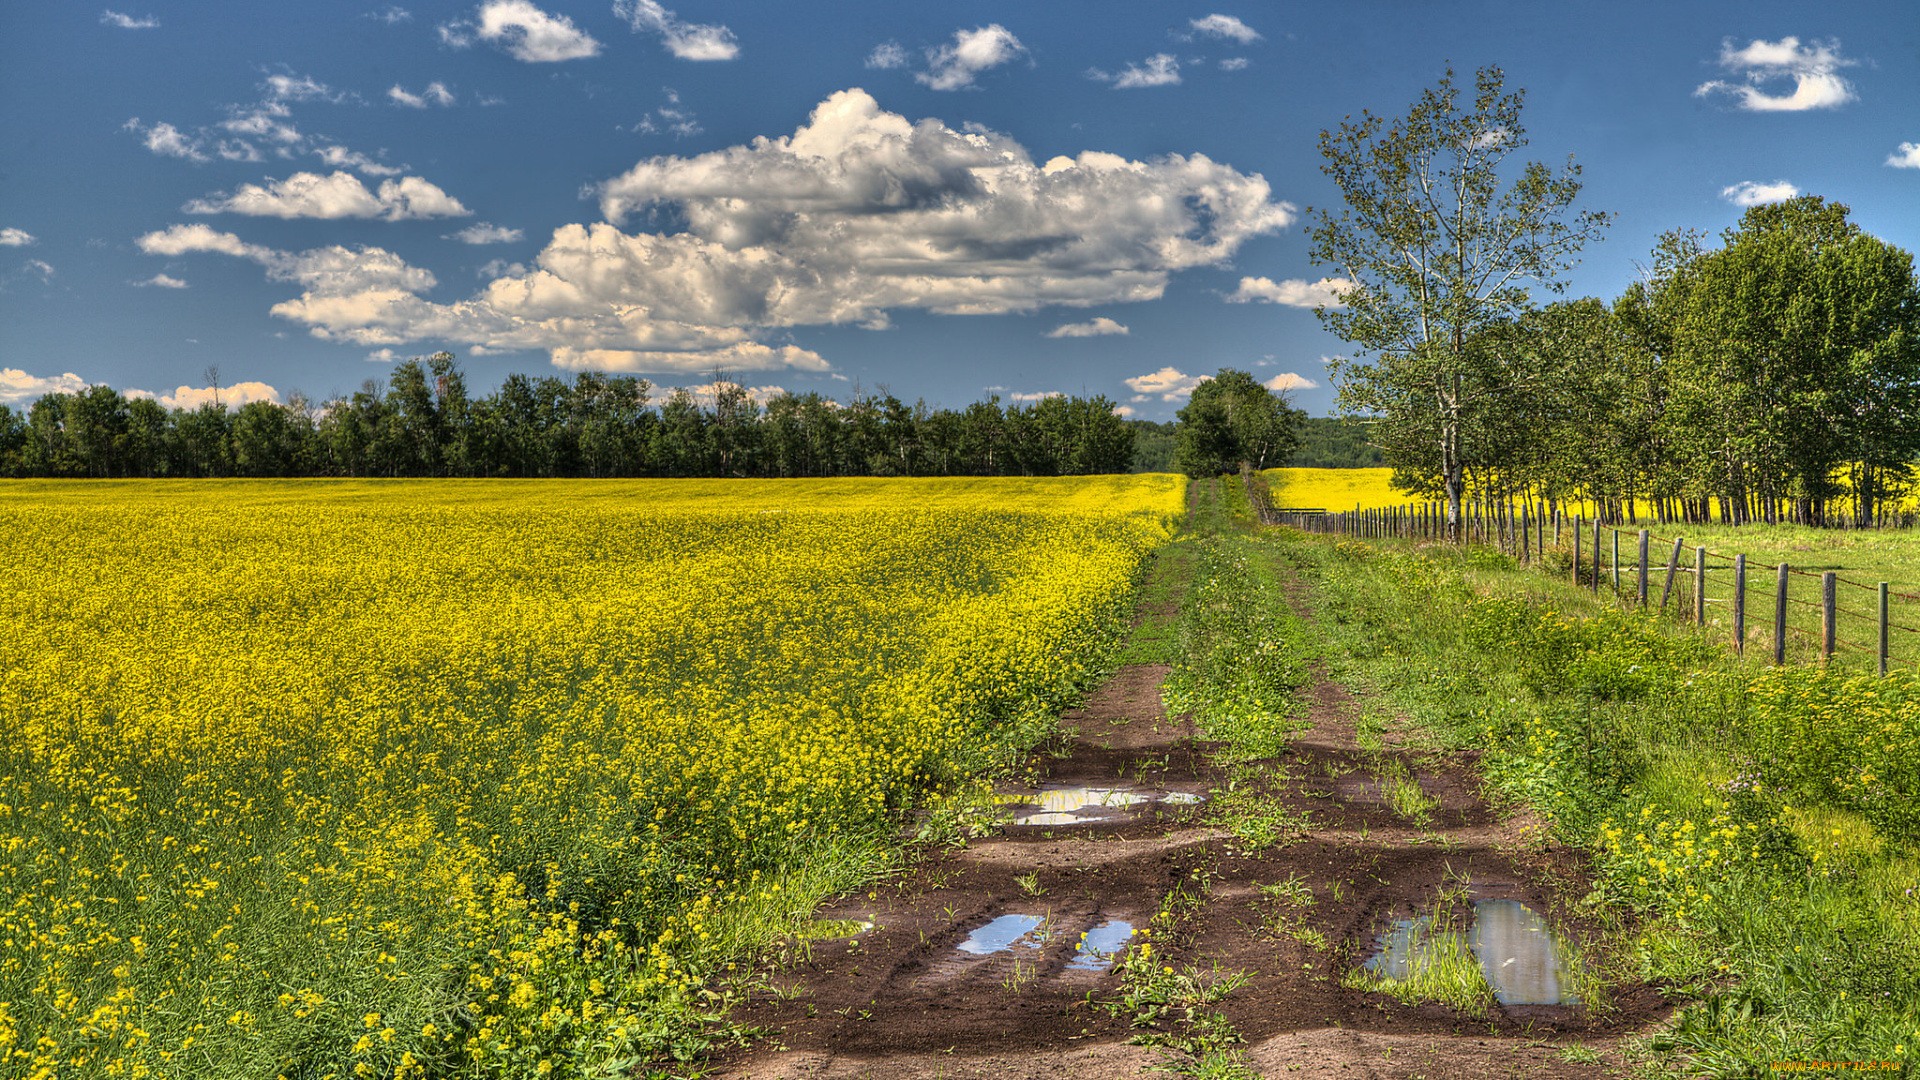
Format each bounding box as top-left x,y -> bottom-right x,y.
1695,36 -> 1857,112
0,228 -> 36,247
1263,372 -> 1317,392
1010,391 -> 1063,402
1047,317 -> 1129,337
1722,179 -> 1800,207
918,24 -> 1026,91
134,273 -> 189,288
141,382 -> 283,411
100,10 -> 158,29
184,171 -> 471,220
440,0 -> 601,62
1125,366 -> 1211,401
140,89 -> 1291,376
1190,14 -> 1260,43
1888,142 -> 1920,169
0,368 -> 88,404
613,0 -> 738,60
1227,276 -> 1351,307
1219,57 -> 1249,72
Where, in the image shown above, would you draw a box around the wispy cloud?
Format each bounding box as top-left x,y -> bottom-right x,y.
449,222 -> 524,244
918,24 -> 1026,91
1227,276 -> 1351,307
440,0 -> 601,62
100,10 -> 158,29
1189,14 -> 1261,44
1046,317 -> 1128,338
866,41 -> 906,69
1219,57 -> 1249,72
184,171 -> 471,220
1091,54 -> 1181,89
389,82 -> 455,108
1695,36 -> 1857,112
133,273 -> 189,288
613,0 -> 739,60
1009,391 -> 1063,402
1721,179 -> 1799,206
367,6 -> 412,23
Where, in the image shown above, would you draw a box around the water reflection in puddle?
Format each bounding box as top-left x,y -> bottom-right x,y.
957,914 -> 1045,955
1365,899 -> 1578,1006
997,786 -> 1204,826
1067,919 -> 1135,970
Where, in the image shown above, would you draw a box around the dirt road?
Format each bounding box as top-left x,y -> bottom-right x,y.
711,565 -> 1665,1079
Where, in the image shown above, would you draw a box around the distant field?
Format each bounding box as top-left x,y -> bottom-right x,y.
1263,467 -> 1400,510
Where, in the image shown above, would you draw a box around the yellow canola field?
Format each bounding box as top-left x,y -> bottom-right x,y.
1262,468 -> 1400,511
0,476 -> 1182,1079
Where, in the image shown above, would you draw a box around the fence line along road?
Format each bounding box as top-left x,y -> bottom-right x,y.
1283,499 -> 1912,677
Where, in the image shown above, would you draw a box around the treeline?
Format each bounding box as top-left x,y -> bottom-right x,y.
1289,416 -> 1385,469
1360,197 -> 1920,528
0,353 -> 1138,479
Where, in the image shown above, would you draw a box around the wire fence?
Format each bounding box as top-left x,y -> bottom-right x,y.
1275,499 -> 1917,675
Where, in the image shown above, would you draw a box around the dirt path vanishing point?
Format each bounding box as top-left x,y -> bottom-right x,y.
711,563 -> 1668,1080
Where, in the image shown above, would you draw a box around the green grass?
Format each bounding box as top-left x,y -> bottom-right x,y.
1556,519 -> 1920,673
1278,525 -> 1920,1076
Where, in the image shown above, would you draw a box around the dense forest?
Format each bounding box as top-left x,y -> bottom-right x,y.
0,354 -> 1138,479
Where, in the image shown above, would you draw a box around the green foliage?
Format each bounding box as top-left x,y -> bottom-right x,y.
1287,415 -> 1385,468
1309,64 -> 1611,518
1174,369 -> 1302,478
1162,535 -> 1310,758
1282,528 -> 1920,1072
1743,667 -> 1920,849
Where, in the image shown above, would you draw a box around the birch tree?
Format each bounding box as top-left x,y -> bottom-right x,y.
1308,65 -> 1610,537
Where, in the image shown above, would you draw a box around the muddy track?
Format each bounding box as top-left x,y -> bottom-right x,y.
711,569 -> 1666,1079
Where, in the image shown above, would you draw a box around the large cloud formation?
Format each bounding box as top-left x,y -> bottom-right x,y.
141,89 -> 1293,374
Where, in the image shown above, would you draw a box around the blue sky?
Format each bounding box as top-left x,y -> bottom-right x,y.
3,0 -> 1916,421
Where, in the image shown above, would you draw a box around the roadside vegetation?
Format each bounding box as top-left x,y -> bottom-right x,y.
1280,522 -> 1920,1074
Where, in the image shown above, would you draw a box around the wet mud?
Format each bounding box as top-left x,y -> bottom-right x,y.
711,579 -> 1667,1079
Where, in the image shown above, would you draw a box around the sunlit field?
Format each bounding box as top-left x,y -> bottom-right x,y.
0,476 -> 1182,1079
1263,467 -> 1399,511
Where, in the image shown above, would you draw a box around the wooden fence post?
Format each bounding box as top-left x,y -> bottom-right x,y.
1659,536 -> 1683,611
1734,554 -> 1746,653
1694,546 -> 1707,623
1592,518 -> 1601,594
1612,528 -> 1621,594
1775,563 -> 1789,666
1638,530 -> 1650,608
1572,513 -> 1582,586
1822,571 -> 1837,662
1880,581 -> 1891,677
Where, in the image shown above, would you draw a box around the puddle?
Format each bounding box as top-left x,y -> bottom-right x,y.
1365,899 -> 1578,1006
956,914 -> 1045,955
996,786 -> 1204,826
1067,919 -> 1135,970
